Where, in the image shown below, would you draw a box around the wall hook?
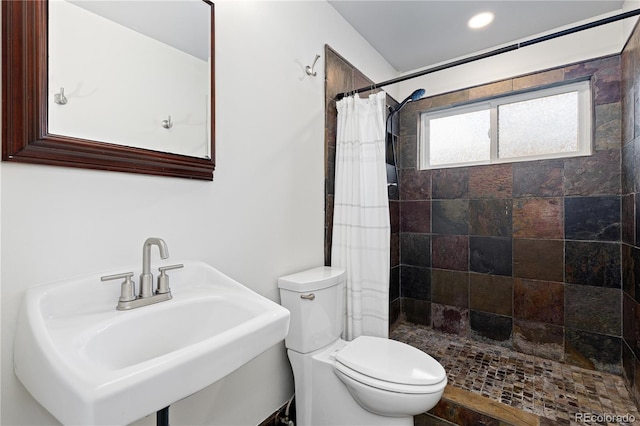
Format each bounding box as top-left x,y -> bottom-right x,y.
305,54 -> 320,76
54,87 -> 67,105
161,115 -> 173,129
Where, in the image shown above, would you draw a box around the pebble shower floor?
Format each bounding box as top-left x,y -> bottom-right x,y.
390,322 -> 639,426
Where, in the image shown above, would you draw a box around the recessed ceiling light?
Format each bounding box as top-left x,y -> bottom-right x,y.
468,12 -> 495,29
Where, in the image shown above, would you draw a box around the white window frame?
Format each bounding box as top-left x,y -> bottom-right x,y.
418,80 -> 592,170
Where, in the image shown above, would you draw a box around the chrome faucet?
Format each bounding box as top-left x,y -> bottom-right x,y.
139,237 -> 169,298
101,237 -> 183,310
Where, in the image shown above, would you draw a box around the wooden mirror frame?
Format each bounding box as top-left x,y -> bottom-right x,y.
2,0 -> 215,180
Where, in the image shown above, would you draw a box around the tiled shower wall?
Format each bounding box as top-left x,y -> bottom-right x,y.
621,20 -> 640,407
324,46 -> 402,325
324,42 -> 638,405
395,55 -> 624,374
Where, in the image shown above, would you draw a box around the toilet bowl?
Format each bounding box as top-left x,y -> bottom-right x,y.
278,267 -> 447,426
333,335 -> 447,417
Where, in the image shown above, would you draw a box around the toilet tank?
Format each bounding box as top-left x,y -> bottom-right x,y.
278,267 -> 345,354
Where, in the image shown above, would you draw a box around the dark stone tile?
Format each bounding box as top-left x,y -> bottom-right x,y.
389,298 -> 401,327
400,233 -> 431,267
389,266 -> 400,301
389,200 -> 400,234
432,168 -> 469,199
637,194 -> 640,247
429,90 -> 470,109
635,137 -> 640,193
400,168 -> 431,200
540,418 -> 563,426
564,55 -> 618,79
469,199 -> 512,237
592,58 -> 622,105
635,73 -> 640,145
622,243 -> 636,298
636,359 -> 640,409
622,141 -> 635,194
326,144 -> 336,195
468,164 -> 512,199
325,49 -> 355,100
636,299 -> 640,360
635,246 -> 640,303
432,235 -> 468,271
431,269 -> 469,308
402,297 -> 431,326
469,236 -> 512,276
470,311 -> 513,345
469,273 -> 513,316
468,79 -> 513,100
513,160 -> 564,198
391,233 -> 399,267
623,293 -> 637,354
431,303 -> 469,336
622,194 -> 635,245
565,241 -> 621,288
563,149 -> 621,196
399,101 -> 423,137
594,102 -> 622,151
429,398 -> 500,426
400,201 -> 430,233
622,342 -> 635,398
400,266 -> 431,301
353,70 -> 375,98
623,87 -> 634,145
595,77 -> 622,107
415,412 -> 459,426
325,196 -> 333,266
513,319 -> 564,362
565,329 -> 622,373
565,284 -> 621,335
564,56 -> 620,104
513,239 -> 564,282
326,101 -> 337,150
512,197 -> 563,239
513,278 -> 564,325
513,68 -> 564,91
432,200 -> 469,235
565,196 -> 621,241
397,135 -> 417,170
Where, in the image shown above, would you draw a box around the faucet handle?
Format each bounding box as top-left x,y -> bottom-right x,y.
157,264 -> 183,294
101,272 -> 136,302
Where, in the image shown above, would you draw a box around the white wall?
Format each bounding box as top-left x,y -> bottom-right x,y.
0,1 -> 397,425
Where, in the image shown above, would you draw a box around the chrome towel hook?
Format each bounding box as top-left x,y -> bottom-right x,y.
305,54 -> 320,76
161,115 -> 173,129
54,87 -> 67,105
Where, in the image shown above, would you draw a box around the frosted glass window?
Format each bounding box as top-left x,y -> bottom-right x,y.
428,109 -> 490,166
498,92 -> 578,159
419,80 -> 591,170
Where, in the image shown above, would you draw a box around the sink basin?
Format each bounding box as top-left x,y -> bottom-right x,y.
14,260 -> 290,425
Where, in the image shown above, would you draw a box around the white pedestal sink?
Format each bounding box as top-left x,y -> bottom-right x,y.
14,260 -> 290,425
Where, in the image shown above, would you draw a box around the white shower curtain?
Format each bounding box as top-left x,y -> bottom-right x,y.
331,91 -> 390,340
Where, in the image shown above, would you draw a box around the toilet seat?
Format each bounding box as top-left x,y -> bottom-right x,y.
334,336 -> 446,392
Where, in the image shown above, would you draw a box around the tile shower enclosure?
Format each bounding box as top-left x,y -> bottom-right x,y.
325,31 -> 640,407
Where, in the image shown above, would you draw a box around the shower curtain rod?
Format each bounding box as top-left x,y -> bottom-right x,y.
336,8 -> 640,100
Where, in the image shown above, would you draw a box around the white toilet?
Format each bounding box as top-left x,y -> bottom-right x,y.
278,266 -> 447,426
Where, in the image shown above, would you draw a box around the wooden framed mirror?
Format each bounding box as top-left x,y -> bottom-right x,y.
2,0 -> 215,180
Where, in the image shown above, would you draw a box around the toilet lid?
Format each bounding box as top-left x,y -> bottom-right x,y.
335,336 -> 446,386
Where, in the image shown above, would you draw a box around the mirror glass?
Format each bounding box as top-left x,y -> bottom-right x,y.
48,0 -> 212,159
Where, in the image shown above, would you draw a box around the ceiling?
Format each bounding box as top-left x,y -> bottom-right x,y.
328,0 -> 627,73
